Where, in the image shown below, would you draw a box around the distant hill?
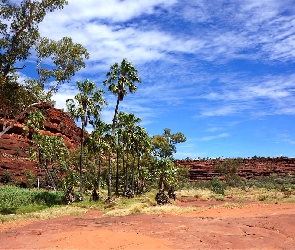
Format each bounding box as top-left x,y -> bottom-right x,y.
176,157 -> 295,181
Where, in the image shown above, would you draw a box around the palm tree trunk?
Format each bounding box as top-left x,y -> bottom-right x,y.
125,151 -> 129,190
108,96 -> 120,200
131,150 -> 136,192
136,153 -> 141,194
107,152 -> 112,199
122,150 -> 126,190
115,138 -> 119,195
112,97 -> 120,133
97,155 -> 101,194
79,119 -> 84,194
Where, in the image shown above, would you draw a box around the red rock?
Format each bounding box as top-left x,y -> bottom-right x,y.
176,157 -> 295,181
0,103 -> 82,183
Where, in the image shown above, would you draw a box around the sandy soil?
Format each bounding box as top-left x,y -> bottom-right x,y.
1,199 -> 295,250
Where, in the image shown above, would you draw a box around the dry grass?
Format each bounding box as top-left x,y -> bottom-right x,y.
0,206 -> 88,224
142,205 -> 197,215
104,203 -> 197,217
220,202 -> 245,209
225,187 -> 295,204
177,188 -> 215,200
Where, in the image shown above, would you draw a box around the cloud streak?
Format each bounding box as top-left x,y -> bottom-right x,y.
199,133 -> 230,142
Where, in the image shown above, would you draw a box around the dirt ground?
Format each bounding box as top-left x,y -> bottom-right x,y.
1,199 -> 295,250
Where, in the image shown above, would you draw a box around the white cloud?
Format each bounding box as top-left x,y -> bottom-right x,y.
9,0 -> 295,144
196,73 -> 295,117
199,133 -> 230,141
63,0 -> 178,23
276,133 -> 295,145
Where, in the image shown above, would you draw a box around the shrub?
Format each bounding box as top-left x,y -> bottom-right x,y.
13,147 -> 20,157
0,186 -> 64,211
1,171 -> 13,184
210,177 -> 226,195
216,158 -> 242,187
24,169 -> 36,188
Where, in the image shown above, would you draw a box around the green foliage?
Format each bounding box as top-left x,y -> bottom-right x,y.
245,174 -> 295,191
28,133 -> 69,189
62,168 -> 80,189
0,0 -> 89,138
0,186 -> 64,211
153,158 -> 179,189
1,172 -> 13,184
151,128 -> 186,159
66,80 -> 106,194
174,164 -> 190,189
103,59 -> 142,199
24,169 -> 36,188
103,58 -> 141,99
13,147 -> 20,157
210,177 -> 226,195
66,80 -> 106,125
30,134 -> 69,163
65,147 -> 104,192
148,128 -> 186,191
23,110 -> 46,135
216,158 -> 242,187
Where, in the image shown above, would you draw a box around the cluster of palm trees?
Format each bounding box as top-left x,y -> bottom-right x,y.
66,59 -> 152,201
26,59 -> 187,201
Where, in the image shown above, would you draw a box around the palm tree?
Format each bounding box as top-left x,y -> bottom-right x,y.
86,120 -> 111,196
103,59 -> 141,200
66,80 -> 106,197
132,127 -> 151,193
117,112 -> 141,194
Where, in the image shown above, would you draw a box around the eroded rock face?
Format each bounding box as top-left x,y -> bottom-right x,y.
176,157 -> 295,181
0,103 -> 82,183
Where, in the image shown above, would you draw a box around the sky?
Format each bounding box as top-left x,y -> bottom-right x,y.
21,0 -> 295,159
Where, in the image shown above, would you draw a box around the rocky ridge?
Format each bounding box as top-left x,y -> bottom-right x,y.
1,103 -> 295,183
176,157 -> 295,181
0,103 -> 82,182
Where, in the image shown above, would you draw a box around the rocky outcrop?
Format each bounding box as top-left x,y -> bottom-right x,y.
1,104 -> 295,184
176,157 -> 295,181
0,103 -> 82,183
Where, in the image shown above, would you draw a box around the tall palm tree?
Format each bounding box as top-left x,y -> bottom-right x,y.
66,80 -> 106,196
103,59 -> 141,200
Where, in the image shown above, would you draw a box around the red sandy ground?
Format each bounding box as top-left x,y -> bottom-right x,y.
0,199 -> 295,250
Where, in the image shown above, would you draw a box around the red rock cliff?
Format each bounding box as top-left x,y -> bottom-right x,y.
0,103 -> 82,182
176,157 -> 295,181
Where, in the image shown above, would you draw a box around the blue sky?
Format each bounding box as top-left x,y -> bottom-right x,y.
26,0 -> 295,159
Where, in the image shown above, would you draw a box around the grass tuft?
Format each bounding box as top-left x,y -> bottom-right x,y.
104,203 -> 197,217
0,206 -> 87,224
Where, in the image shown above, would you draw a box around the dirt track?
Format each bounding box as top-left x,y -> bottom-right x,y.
1,200 -> 295,249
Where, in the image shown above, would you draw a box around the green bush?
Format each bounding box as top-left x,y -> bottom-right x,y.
1,172 -> 13,184
24,169 -> 36,188
192,180 -> 212,190
216,158 -> 242,187
210,177 -> 226,195
245,174 -> 295,191
0,186 -> 65,214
